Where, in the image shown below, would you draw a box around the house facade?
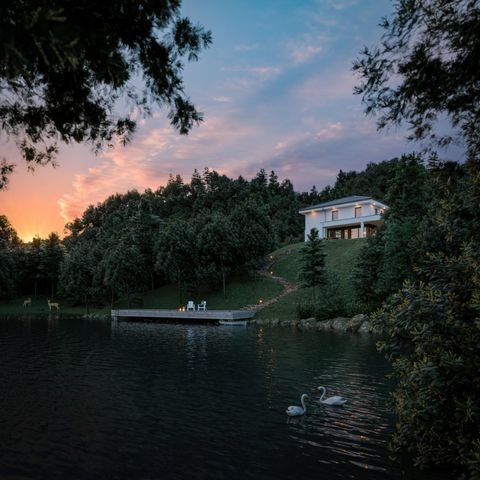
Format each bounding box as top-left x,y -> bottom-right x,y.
299,195 -> 389,240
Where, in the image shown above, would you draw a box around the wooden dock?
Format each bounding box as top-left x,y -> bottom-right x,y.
111,309 -> 255,324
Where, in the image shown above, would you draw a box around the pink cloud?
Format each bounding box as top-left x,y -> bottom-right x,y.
295,70 -> 357,106
57,111 -> 267,224
287,28 -> 329,64
58,127 -> 175,223
172,114 -> 260,161
315,123 -> 345,140
291,44 -> 323,63
219,65 -> 283,94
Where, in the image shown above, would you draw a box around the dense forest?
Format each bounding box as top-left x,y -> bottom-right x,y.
0,159 -> 404,307
351,155 -> 480,478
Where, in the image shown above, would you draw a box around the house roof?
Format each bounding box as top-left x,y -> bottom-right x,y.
299,195 -> 385,213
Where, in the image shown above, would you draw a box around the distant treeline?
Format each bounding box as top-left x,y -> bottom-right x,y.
0,160 -> 404,306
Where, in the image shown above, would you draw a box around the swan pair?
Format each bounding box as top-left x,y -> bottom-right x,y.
286,386 -> 347,416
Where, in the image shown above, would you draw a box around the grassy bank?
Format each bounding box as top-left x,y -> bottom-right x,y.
0,239 -> 365,319
0,295 -> 95,316
0,273 -> 284,317
256,239 -> 366,320
103,272 -> 284,312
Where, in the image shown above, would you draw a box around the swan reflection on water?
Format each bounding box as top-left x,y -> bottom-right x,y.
286,415 -> 308,427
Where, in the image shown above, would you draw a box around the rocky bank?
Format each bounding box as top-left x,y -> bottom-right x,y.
251,313 -> 382,334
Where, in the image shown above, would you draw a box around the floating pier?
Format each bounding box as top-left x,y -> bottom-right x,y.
111,308 -> 255,324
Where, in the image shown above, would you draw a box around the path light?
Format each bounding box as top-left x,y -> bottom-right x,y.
259,299 -> 263,304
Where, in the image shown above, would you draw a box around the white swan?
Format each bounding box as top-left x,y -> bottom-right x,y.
318,386 -> 347,405
286,393 -> 308,416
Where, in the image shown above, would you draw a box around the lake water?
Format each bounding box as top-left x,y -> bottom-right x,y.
0,316 -> 431,479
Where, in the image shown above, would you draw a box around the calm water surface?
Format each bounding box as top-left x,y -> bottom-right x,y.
0,316 -> 428,479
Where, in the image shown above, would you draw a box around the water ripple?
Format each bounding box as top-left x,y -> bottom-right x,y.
0,317 -> 435,480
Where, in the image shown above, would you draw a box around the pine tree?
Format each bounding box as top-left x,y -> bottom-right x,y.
298,228 -> 327,301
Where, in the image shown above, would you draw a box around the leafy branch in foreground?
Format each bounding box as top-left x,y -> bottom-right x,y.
0,1 -> 212,187
373,160 -> 480,478
353,0 -> 480,159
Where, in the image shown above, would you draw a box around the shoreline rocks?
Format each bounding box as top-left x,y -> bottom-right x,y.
251,313 -> 382,334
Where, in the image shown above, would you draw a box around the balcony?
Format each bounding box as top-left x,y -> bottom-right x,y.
323,213 -> 383,228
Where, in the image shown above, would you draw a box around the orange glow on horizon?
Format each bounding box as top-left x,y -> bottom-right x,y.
4,200 -> 66,242
17,225 -> 65,243
20,232 -> 40,243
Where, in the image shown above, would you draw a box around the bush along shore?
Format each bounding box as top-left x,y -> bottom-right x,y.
251,314 -> 381,334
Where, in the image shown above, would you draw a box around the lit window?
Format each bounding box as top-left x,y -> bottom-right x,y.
355,206 -> 362,217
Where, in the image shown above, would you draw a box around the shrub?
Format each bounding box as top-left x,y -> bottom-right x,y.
295,302 -> 316,319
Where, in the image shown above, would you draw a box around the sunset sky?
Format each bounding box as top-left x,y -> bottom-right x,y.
2,0 -> 418,241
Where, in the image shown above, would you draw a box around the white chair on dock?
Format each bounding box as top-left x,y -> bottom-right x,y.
186,300 -> 195,311
197,300 -> 207,311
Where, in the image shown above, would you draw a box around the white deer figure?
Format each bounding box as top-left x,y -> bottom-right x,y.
48,299 -> 60,312
23,297 -> 31,307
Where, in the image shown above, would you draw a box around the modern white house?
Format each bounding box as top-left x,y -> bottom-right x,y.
299,195 -> 389,240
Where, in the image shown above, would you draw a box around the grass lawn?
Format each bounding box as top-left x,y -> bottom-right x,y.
257,239 -> 366,320
324,239 -> 366,298
268,239 -> 365,286
106,273 -> 284,312
268,243 -> 304,283
255,289 -> 302,320
0,239 -> 365,320
0,295 -> 95,316
0,273 -> 284,316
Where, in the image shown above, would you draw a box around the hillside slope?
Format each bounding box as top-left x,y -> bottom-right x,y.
255,239 -> 366,320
